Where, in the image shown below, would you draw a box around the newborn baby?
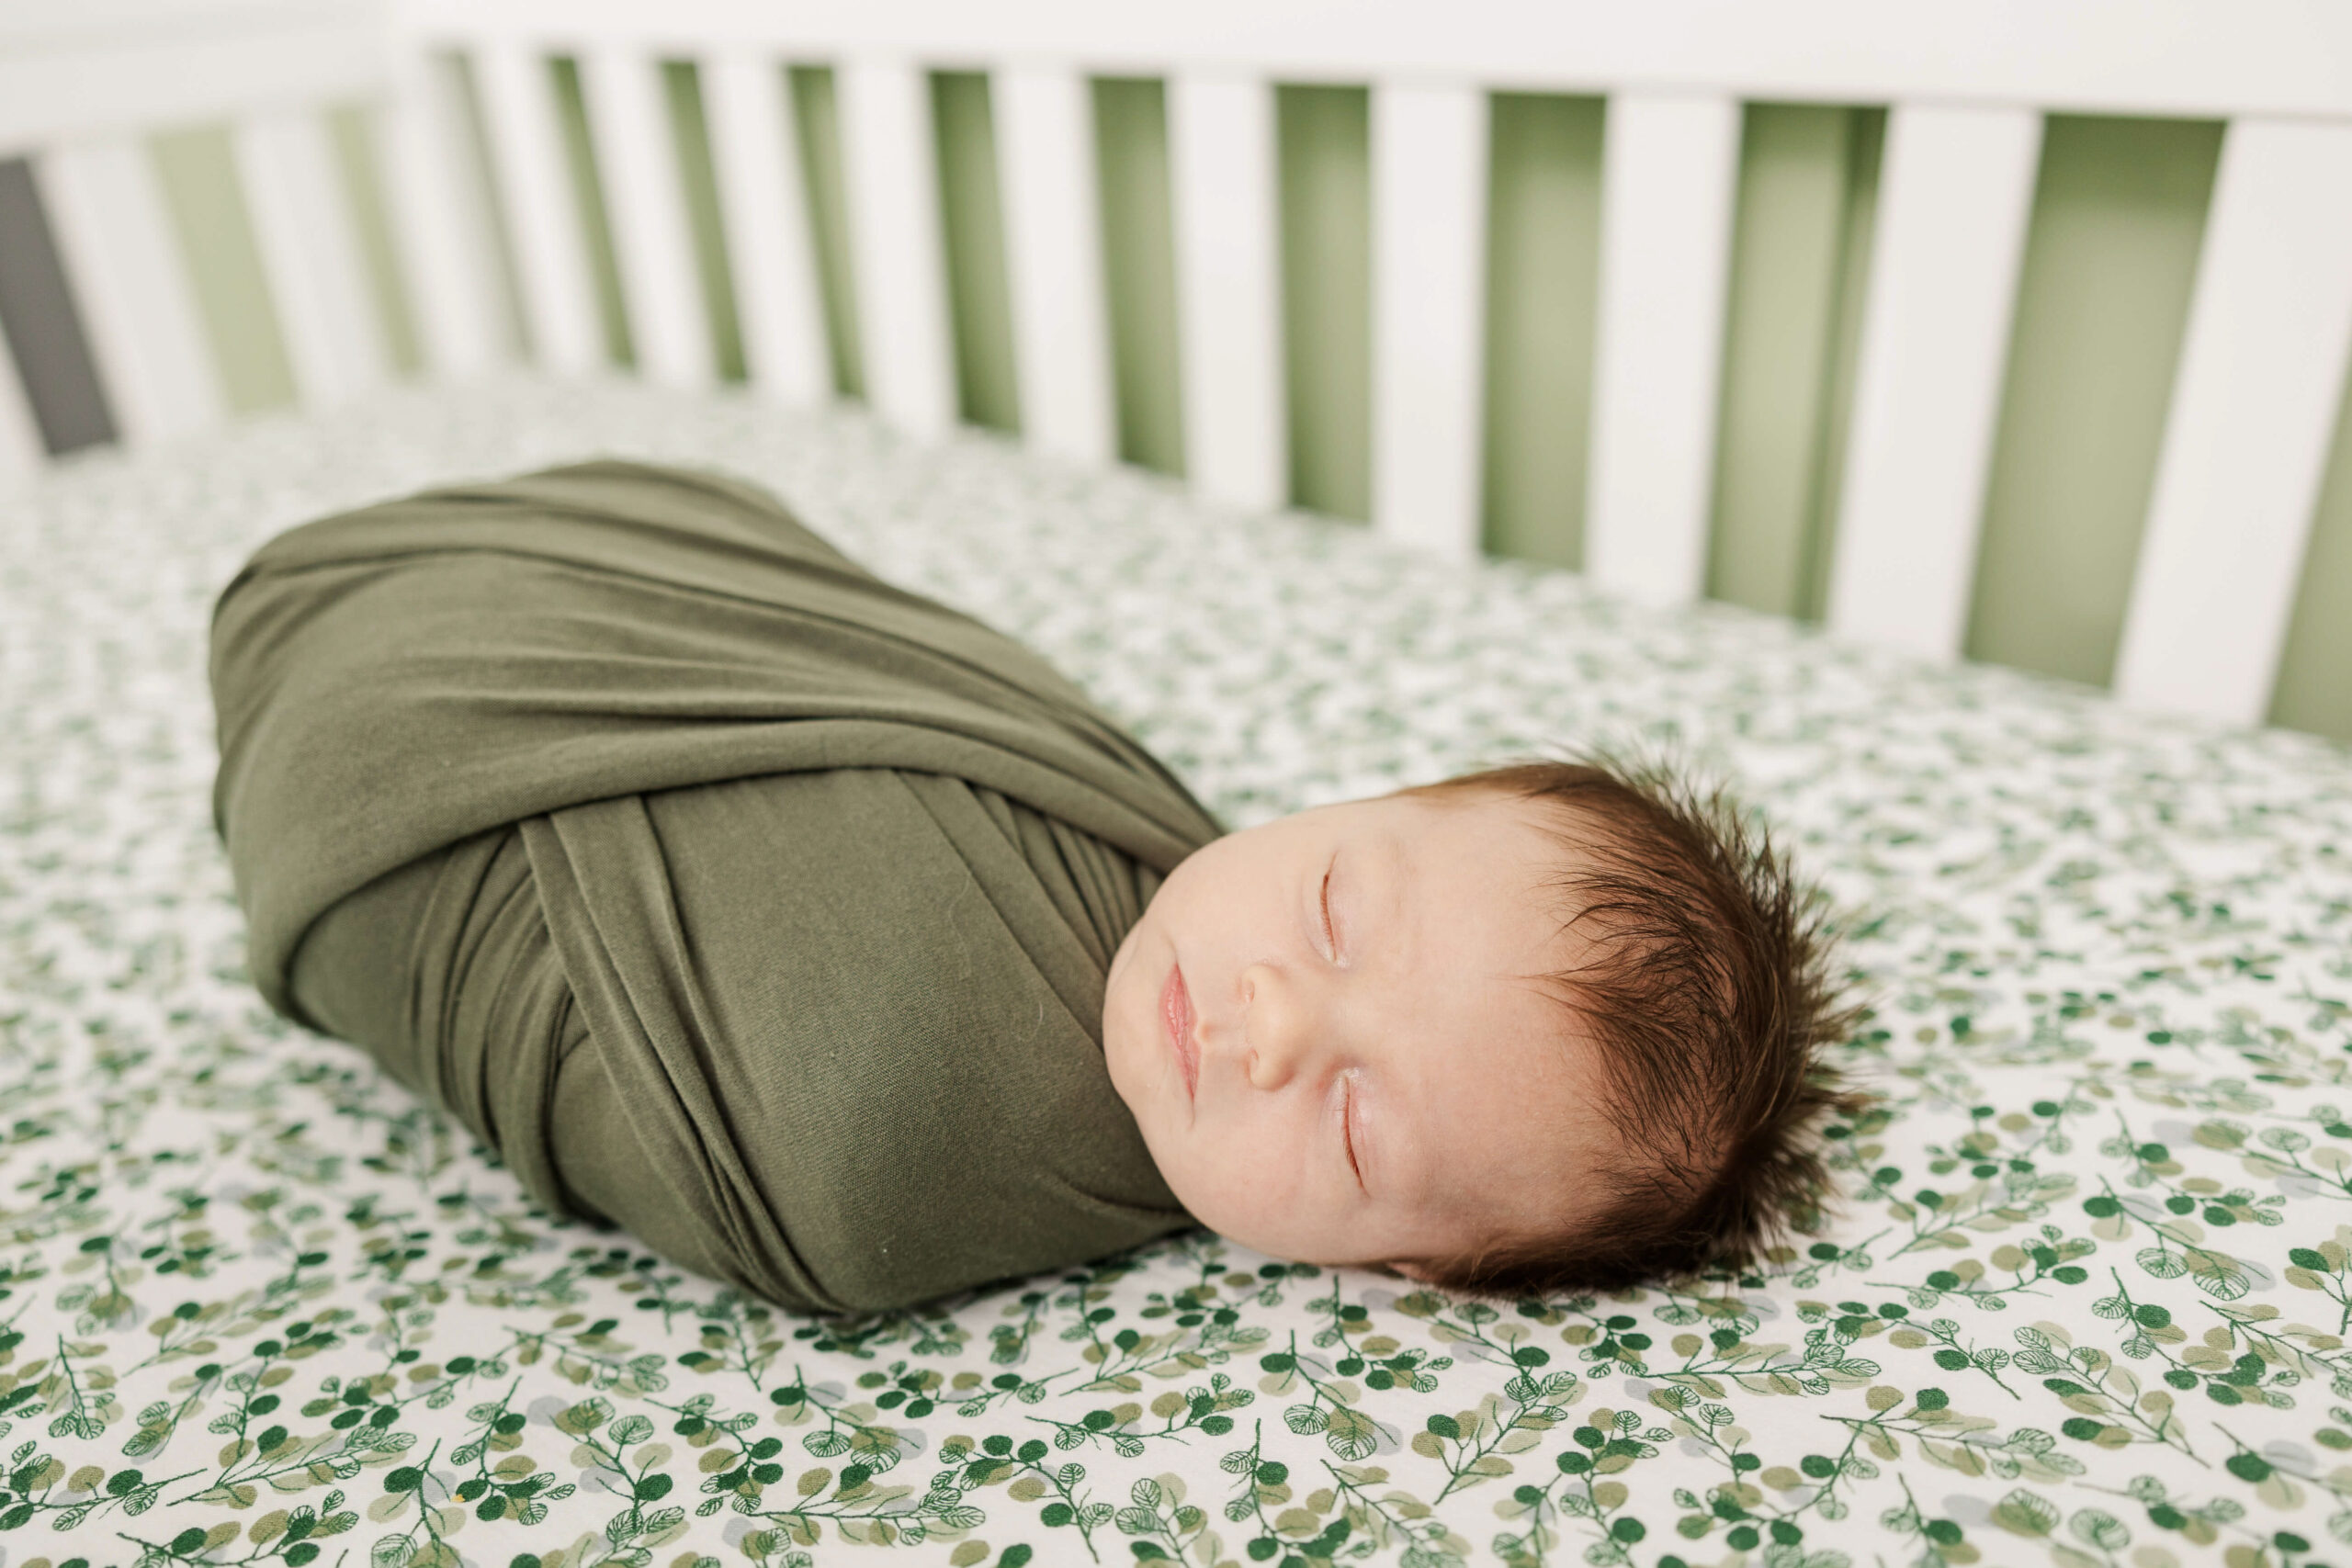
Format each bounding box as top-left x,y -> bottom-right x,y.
1102,759 -> 1861,1298
211,459 -> 1858,1314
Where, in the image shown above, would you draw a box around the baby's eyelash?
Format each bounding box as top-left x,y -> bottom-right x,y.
1319,863 -> 1337,956
1342,1081 -> 1362,1185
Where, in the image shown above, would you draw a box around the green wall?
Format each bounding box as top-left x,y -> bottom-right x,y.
1276,85 -> 1372,522
149,126 -> 296,414
1966,116 -> 2224,689
932,72 -> 1021,434
788,65 -> 864,400
1093,77 -> 1186,478
548,56 -> 634,367
1479,94 -> 1606,570
663,61 -> 747,384
1706,105 -> 1883,621
326,103 -> 422,377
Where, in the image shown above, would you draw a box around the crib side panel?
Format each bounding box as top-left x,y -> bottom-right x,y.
235,107 -> 390,405
390,0 -> 2352,121
17,0 -> 2352,735
0,4 -> 381,162
1169,74 -> 1286,513
379,47 -> 507,377
0,154 -> 118,467
581,47 -> 713,389
40,140 -> 226,446
2112,120 -> 2352,726
1370,82 -> 1488,561
1825,105 -> 2041,661
836,58 -> 956,436
472,39 -> 603,373
997,64 -> 1114,465
1583,92 -> 1740,606
701,54 -> 831,402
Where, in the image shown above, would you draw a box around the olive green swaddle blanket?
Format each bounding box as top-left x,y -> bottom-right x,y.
210,459 -> 1225,1313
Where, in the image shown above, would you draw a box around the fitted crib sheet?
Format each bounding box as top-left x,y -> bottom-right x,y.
6,372 -> 2351,1568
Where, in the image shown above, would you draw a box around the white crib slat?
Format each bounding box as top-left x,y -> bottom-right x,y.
474,39 -> 601,373
703,53 -> 829,403
381,48 -> 503,375
40,140 -> 220,445
1372,81 -> 1487,559
1826,104 -> 2041,660
1585,92 -> 1739,604
581,46 -> 711,389
235,107 -> 387,406
998,64 -> 1112,463
2112,119 -> 2352,727
838,58 -> 955,434
1169,73 -> 1284,513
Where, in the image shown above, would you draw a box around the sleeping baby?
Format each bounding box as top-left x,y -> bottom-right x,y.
209,459 -> 1860,1314
1102,757 -> 1864,1298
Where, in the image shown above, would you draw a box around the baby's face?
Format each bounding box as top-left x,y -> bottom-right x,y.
1102,788 -> 1611,1274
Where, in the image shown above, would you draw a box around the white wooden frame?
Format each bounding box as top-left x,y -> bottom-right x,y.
1583,92 -> 1740,605
2112,120 -> 2352,725
7,0 -> 2352,731
1824,106 -> 2041,660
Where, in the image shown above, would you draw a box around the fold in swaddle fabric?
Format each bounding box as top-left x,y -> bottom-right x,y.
209,460 -> 1223,1312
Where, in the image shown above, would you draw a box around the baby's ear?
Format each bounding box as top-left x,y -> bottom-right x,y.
1385,1260 -> 1437,1284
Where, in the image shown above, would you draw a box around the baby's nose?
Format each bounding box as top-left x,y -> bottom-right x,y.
1238,963 -> 1318,1089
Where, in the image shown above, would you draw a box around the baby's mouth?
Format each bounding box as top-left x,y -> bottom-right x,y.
1160,963 -> 1200,1103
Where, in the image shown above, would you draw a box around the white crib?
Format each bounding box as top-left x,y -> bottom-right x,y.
4,0 -> 2351,732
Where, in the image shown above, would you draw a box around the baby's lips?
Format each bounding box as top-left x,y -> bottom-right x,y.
1161,962 -> 1200,1101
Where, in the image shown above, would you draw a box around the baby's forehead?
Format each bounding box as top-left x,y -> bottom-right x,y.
1390,780 -> 1613,862
1397,790 -> 1611,938
1435,778 -> 1619,836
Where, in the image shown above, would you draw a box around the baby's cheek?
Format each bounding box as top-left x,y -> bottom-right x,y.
1187,1136 -> 1285,1235
1102,1011 -> 1149,1116
1155,832 -> 1245,919
1159,1162 -> 1246,1238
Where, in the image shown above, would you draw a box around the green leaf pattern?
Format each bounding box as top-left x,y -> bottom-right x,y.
5,375 -> 2350,1567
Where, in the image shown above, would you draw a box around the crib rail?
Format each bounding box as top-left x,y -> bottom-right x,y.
0,0 -> 384,453
6,0 -> 2352,736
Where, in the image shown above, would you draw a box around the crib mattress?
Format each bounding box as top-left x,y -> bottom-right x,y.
6,373 -> 2349,1568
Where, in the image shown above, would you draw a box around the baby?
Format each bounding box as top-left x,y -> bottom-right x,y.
1102,757 -> 1864,1296
213,459 -> 1861,1313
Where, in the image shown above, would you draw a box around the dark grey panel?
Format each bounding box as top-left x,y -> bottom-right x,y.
0,157 -> 117,455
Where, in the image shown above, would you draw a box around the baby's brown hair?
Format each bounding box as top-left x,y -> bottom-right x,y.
1404,752 -> 1868,1295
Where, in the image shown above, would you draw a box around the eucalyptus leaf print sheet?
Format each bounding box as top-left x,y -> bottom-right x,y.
5,372 -> 2351,1568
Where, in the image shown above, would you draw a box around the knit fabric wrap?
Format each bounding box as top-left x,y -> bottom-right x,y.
209,460 -> 1223,1312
